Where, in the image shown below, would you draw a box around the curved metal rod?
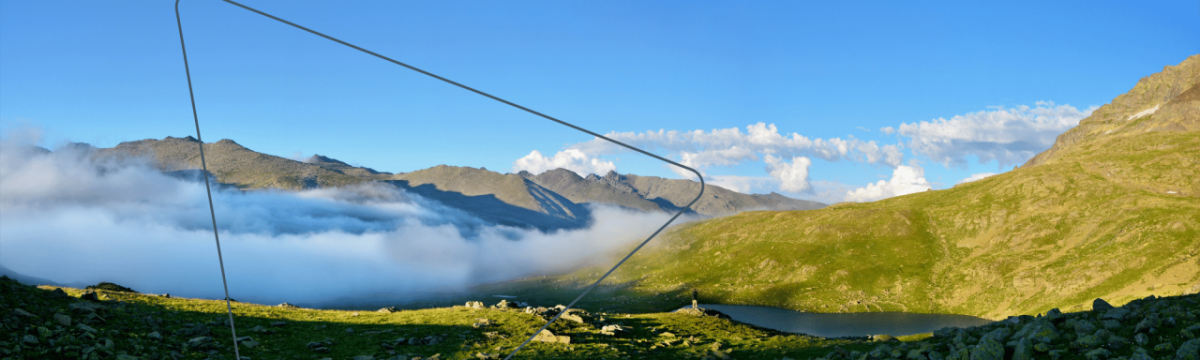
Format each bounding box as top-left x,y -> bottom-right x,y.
199,1 -> 707,358
174,1 -> 240,359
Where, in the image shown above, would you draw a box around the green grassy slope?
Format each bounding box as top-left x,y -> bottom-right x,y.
472,56 -> 1200,321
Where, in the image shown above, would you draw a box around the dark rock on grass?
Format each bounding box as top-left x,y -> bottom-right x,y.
1084,348 -> 1111,360
53,313 -> 71,326
186,336 -> 214,350
80,290 -> 99,301
1136,315 -> 1162,333
1179,339 -> 1200,360
1093,298 -> 1115,311
1045,308 -> 1066,323
86,282 -> 136,293
270,320 -> 287,326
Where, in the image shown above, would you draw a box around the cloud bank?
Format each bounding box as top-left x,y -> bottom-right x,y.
887,102 -> 1094,169
1,138 -> 681,306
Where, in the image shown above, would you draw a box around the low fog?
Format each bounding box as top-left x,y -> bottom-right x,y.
0,136 -> 689,306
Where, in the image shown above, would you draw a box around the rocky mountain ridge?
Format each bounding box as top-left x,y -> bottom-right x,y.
72,136 -> 824,230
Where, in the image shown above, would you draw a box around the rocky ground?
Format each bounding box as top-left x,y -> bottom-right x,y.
809,296 -> 1200,360
3,275 -> 1198,360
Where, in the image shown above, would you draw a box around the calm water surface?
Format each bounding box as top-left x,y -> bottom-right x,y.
679,304 -> 993,338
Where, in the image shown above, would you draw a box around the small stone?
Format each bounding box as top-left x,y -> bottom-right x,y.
466,301 -> 485,309
241,340 -> 260,348
80,290 -> 99,301
22,334 -> 38,344
1129,349 -> 1153,360
1083,348 -> 1111,360
54,313 -> 71,326
1048,349 -> 1068,360
1033,343 -> 1050,352
1012,337 -> 1033,360
1136,315 -> 1162,333
1102,307 -> 1129,321
1155,342 -> 1174,352
1107,335 -> 1129,350
351,356 -> 375,360
38,326 -> 52,338
187,336 -> 214,349
14,308 -> 37,318
271,321 -> 287,326
971,335 -> 1005,360
1045,308 -> 1065,323
1178,339 -> 1200,360
77,323 -> 97,333
1134,333 -> 1149,345
148,331 -> 162,340
346,327 -> 354,333
1092,298 -> 1114,311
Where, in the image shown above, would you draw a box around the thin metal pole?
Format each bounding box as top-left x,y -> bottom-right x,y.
175,1 -> 240,358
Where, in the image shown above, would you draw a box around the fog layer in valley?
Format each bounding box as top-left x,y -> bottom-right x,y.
0,135 -> 690,306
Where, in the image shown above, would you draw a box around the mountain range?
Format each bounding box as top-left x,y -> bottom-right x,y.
76,135 -> 824,230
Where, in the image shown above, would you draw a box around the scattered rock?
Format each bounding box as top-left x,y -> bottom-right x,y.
76,323 -> 97,333
1045,308 -> 1065,323
473,318 -> 492,328
271,320 -> 287,327
148,331 -> 162,340
601,324 -> 627,336
871,334 -> 898,342
1092,298 -> 1114,311
466,301 -> 485,309
533,329 -> 570,344
493,300 -> 518,309
186,336 -> 214,350
14,308 -> 37,318
1136,315 -> 1162,333
378,307 -> 398,313
1179,339 -> 1200,360
80,290 -> 99,301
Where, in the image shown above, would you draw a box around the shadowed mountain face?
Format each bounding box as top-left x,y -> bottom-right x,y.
84,138 -> 826,230
472,55 -> 1200,320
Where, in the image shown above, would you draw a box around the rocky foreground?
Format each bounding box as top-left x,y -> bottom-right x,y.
3,274 -> 1199,360
810,296 -> 1200,360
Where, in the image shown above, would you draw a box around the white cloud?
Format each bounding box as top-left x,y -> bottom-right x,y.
764,155 -> 813,193
511,149 -> 616,176
895,102 -> 1095,168
706,175 -> 776,194
844,165 -> 932,202
956,172 -> 998,185
570,122 -> 904,170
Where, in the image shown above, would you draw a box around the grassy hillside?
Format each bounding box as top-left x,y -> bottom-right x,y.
472,56 -> 1200,321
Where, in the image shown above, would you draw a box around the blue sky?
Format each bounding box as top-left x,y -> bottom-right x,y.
2,0 -> 1197,203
